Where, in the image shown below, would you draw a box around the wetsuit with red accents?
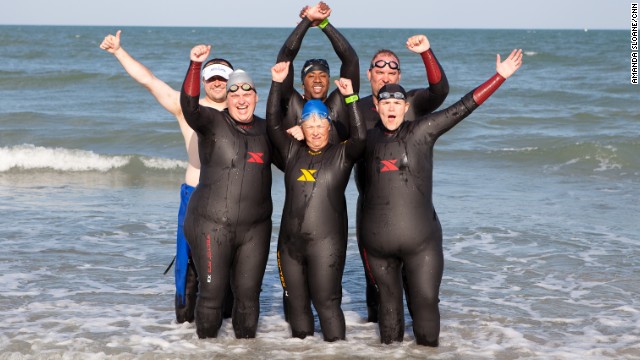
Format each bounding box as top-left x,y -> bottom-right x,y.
357,48 -> 449,130
266,80 -> 366,341
180,60 -> 273,339
355,48 -> 449,323
276,17 -> 360,143
359,74 -> 506,346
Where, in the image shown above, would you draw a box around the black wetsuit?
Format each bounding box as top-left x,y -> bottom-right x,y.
355,48 -> 449,323
276,16 -> 360,323
359,74 -> 507,346
276,17 -> 360,143
267,80 -> 366,341
180,61 -> 273,339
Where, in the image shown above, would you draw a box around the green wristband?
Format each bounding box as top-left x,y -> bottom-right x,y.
345,94 -> 359,104
318,18 -> 329,29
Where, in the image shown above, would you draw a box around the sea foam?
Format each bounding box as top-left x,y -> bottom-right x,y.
0,144 -> 186,172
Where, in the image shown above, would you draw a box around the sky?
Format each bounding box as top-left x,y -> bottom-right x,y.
1,0 -> 630,30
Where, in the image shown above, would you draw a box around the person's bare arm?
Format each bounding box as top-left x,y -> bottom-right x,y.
100,30 -> 181,116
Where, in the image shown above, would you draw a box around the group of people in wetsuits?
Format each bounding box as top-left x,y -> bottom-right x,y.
101,1 -> 522,346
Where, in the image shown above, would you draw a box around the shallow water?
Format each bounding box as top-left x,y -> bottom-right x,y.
1,26 -> 639,359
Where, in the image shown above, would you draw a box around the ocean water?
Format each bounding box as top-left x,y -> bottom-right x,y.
1,25 -> 639,359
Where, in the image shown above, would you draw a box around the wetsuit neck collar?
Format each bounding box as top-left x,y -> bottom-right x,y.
226,109 -> 255,128
377,121 -> 403,136
306,144 -> 329,156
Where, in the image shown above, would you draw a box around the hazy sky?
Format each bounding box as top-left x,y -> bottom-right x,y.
2,0 -> 629,29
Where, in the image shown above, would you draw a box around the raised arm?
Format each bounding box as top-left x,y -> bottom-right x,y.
180,45 -> 211,133
100,30 -> 181,116
405,34 -> 449,117
474,49 -> 523,105
276,12 -> 314,102
334,78 -> 365,161
310,3 -> 360,93
267,62 -> 297,161
420,49 -> 523,139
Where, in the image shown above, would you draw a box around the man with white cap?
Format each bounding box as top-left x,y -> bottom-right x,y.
180,44 -> 275,339
100,30 -> 234,324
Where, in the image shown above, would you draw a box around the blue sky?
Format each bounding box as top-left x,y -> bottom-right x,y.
2,0 -> 629,29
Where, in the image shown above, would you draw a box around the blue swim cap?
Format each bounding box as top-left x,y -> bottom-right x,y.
301,100 -> 330,122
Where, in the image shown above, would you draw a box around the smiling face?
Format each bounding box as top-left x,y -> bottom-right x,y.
376,98 -> 409,131
226,84 -> 257,123
202,76 -> 228,103
367,53 -> 401,98
301,115 -> 331,151
302,70 -> 330,100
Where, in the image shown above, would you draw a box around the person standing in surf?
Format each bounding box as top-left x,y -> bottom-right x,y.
180,44 -> 274,339
99,30 -> 234,324
267,61 -> 366,342
272,1 -> 360,321
359,49 -> 522,346
355,33 -> 450,323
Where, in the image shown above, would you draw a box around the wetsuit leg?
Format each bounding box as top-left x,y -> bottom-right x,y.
175,184 -> 197,323
402,266 -> 413,318
307,237 -> 346,342
358,221 -> 412,324
223,280 -> 234,319
229,221 -> 271,339
366,253 -> 405,344
278,237 -> 314,339
175,257 -> 198,323
356,199 -> 380,323
176,183 -> 234,323
185,220 -> 233,339
403,239 -> 443,347
361,250 -> 380,322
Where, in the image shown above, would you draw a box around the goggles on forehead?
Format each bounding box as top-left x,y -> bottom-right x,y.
301,112 -> 329,121
378,91 -> 406,100
370,59 -> 400,70
228,83 -> 255,93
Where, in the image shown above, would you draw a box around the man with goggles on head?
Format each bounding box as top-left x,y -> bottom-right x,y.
359,34 -> 449,131
359,49 -> 523,347
180,44 -> 275,340
275,2 -> 360,144
267,61 -> 365,342
99,30 -> 234,325
354,33 -> 450,324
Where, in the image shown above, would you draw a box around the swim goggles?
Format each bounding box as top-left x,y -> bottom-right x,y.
377,91 -> 406,100
301,111 -> 329,121
370,59 -> 400,70
228,83 -> 255,93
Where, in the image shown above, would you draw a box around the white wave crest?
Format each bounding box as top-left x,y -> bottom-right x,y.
140,157 -> 188,170
0,144 -> 185,172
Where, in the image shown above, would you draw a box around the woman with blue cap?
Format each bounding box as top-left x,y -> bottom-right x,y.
267,61 -> 365,342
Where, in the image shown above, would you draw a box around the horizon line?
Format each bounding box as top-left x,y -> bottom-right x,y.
0,23 -> 626,31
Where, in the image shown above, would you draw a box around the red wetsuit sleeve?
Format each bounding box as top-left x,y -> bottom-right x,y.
472,73 -> 505,106
184,61 -> 202,97
421,49 -> 441,84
